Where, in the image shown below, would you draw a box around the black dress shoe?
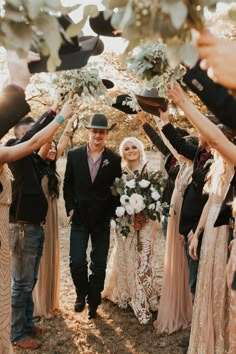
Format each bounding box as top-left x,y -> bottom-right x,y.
88,306 -> 97,319
74,296 -> 85,312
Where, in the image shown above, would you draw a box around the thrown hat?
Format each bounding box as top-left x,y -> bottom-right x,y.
28,15 -> 104,73
135,88 -> 168,117
112,94 -> 139,114
102,79 -> 114,89
89,11 -> 121,37
85,114 -> 116,130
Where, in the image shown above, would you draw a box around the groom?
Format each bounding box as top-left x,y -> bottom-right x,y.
63,113 -> 121,319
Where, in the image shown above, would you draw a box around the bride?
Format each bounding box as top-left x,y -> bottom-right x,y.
102,137 -> 160,324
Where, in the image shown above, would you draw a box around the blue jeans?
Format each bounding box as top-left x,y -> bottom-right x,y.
69,222 -> 110,307
9,223 -> 44,343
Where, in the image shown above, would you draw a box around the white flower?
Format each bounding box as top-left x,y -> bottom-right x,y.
120,195 -> 130,206
139,179 -> 150,188
116,206 -> 126,217
155,201 -> 162,212
150,186 -> 155,192
102,159 -> 110,168
151,191 -> 160,201
126,179 -> 136,188
125,204 -> 135,215
129,193 -> 145,213
148,203 -> 155,210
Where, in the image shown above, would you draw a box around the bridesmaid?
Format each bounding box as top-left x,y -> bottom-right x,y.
33,114 -> 77,318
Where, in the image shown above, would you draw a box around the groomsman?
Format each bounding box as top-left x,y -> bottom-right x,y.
63,113 -> 121,319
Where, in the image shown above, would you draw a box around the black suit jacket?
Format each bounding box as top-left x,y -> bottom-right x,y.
63,145 -> 122,228
6,110 -> 56,223
161,123 -> 212,235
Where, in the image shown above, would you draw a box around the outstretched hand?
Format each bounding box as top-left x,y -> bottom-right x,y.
197,30 -> 236,89
166,82 -> 188,107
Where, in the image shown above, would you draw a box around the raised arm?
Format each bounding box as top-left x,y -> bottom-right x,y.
167,82 -> 236,166
0,99 -> 73,165
56,113 -> 78,159
137,111 -> 170,156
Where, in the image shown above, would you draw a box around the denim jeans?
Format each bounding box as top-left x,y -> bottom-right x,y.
9,223 -> 44,343
69,221 -> 110,307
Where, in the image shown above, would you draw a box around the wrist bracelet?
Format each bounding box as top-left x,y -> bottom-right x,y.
55,115 -> 65,124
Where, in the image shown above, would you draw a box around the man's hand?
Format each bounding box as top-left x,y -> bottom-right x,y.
189,235 -> 199,260
69,209 -> 74,221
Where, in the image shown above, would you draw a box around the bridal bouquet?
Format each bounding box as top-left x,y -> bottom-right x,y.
113,163 -> 166,250
127,42 -> 186,97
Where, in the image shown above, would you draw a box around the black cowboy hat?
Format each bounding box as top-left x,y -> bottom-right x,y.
85,114 -> 116,130
135,88 -> 169,117
112,94 -> 139,114
28,15 -> 104,73
89,11 -> 121,37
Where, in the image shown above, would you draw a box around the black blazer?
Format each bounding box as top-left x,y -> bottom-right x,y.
161,123 -> 213,235
6,110 -> 56,223
63,145 -> 122,228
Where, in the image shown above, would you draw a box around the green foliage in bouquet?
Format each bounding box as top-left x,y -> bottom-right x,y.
127,42 -> 186,97
52,67 -> 108,102
112,163 -> 167,237
102,0 -> 235,67
0,0 -> 80,71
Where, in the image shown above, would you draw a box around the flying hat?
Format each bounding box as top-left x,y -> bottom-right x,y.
89,11 -> 121,37
85,113 -> 116,130
28,15 -> 104,73
112,94 -> 139,114
102,79 -> 114,89
134,88 -> 168,116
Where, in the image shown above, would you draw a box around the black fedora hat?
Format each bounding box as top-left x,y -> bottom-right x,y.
85,114 -> 116,130
89,11 -> 121,37
28,15 -> 104,73
112,94 -> 139,114
135,88 -> 168,116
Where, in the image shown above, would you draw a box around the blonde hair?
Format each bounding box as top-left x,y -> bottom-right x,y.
119,137 -> 146,167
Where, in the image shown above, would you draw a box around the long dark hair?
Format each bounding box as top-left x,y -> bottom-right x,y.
42,140 -> 60,199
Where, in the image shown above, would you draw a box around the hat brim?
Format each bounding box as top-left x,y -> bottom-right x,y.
28,36 -> 101,73
112,94 -> 139,114
85,123 -> 116,130
135,94 -> 168,116
89,11 -> 121,37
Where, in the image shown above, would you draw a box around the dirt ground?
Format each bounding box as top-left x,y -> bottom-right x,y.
15,227 -> 190,354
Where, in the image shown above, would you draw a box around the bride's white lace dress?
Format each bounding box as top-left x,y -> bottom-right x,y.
102,164 -> 160,324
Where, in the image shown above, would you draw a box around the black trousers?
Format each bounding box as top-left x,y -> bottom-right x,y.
69,221 -> 110,307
